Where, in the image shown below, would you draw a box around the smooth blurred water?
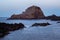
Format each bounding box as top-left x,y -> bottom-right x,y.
0,17 -> 58,27
0,17 -> 60,40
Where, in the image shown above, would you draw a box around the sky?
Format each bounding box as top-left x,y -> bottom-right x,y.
0,0 -> 60,17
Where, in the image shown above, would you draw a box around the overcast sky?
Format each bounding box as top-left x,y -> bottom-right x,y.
0,0 -> 60,17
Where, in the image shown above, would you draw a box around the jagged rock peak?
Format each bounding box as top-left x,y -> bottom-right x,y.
27,5 -> 41,9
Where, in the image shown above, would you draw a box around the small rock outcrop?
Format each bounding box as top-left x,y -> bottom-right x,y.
8,6 -> 45,19
45,14 -> 60,21
57,22 -> 60,23
32,22 -> 50,27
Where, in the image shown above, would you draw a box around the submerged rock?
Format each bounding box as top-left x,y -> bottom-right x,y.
0,22 -> 25,37
57,22 -> 60,23
8,5 -> 45,19
32,22 -> 51,27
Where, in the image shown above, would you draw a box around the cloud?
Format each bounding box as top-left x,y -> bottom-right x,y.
0,0 -> 60,8
0,0 -> 60,17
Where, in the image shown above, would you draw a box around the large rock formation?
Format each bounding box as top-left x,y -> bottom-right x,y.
8,5 -> 45,19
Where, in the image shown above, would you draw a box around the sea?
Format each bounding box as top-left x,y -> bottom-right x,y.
0,17 -> 60,40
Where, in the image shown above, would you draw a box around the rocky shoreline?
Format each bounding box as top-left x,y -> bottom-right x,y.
0,22 -> 52,38
0,20 -> 60,38
0,22 -> 25,38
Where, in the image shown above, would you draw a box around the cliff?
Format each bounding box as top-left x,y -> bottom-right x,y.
8,5 -> 45,19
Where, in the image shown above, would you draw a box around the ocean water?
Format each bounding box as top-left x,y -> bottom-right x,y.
0,17 -> 60,40
0,17 -> 58,27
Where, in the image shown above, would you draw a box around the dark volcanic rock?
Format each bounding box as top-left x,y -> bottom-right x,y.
45,14 -> 60,21
32,22 -> 50,27
57,22 -> 60,23
0,27 -> 9,38
0,23 -> 25,31
0,22 -> 25,37
8,5 -> 45,19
